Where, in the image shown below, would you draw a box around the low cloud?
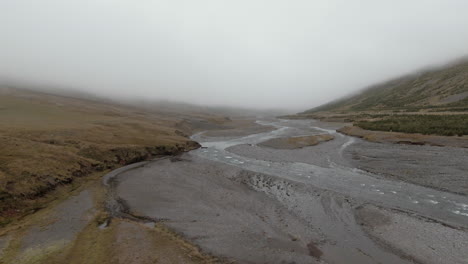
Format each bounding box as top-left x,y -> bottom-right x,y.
1,0 -> 468,110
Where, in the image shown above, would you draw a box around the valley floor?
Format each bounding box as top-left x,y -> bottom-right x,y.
2,118 -> 467,264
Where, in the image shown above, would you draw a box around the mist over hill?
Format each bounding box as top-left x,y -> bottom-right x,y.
303,58 -> 468,114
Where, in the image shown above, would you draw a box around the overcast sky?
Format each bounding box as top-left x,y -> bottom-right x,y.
1,0 -> 468,110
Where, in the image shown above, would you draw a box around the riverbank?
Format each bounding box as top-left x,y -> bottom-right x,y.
111,118 -> 468,263
1,87 -> 259,226
338,125 -> 468,148
0,95 -> 268,263
0,166 -> 221,264
258,134 -> 334,149
281,112 -> 468,148
0,87 -> 212,226
4,117 -> 468,263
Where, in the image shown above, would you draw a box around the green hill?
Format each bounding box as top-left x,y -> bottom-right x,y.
290,59 -> 468,137
303,59 -> 468,114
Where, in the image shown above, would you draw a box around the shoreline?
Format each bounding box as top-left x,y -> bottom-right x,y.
337,125 -> 468,148
0,141 -> 219,264
0,139 -> 201,228
3,117 -> 468,263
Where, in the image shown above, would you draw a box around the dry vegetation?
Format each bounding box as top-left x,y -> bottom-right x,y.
355,114 -> 468,136
258,134 -> 334,149
0,87 -> 228,225
202,119 -> 274,138
41,218 -> 222,264
338,126 -> 468,148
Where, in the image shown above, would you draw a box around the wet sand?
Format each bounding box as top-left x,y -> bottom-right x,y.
111,118 -> 468,263
116,156 -> 322,263
0,190 -> 95,263
345,139 -> 468,196
115,155 -> 407,263
356,205 -> 468,264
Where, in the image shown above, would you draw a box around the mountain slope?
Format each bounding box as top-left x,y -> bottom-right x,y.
0,87 -> 233,225
303,59 -> 468,113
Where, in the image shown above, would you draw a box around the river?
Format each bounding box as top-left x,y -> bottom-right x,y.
113,118 -> 468,263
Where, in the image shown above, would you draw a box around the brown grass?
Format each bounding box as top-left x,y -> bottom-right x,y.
0,88 -> 228,225
258,134 -> 334,149
338,126 -> 468,148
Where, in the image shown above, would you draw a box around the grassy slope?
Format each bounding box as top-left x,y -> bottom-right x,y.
303,59 -> 468,113
293,59 -> 468,136
355,115 -> 468,136
0,87 -> 226,224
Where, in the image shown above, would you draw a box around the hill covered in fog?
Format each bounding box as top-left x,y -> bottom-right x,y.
303,59 -> 468,114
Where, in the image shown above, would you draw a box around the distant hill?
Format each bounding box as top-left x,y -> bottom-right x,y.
302,59 -> 468,114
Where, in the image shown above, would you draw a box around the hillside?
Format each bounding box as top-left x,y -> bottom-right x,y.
287,59 -> 468,138
303,59 -> 468,114
0,87 -> 232,225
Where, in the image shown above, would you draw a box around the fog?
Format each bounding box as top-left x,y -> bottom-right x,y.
1,0 -> 468,110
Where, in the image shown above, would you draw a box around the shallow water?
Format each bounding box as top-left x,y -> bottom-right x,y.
192,119 -> 468,228
113,118 -> 468,263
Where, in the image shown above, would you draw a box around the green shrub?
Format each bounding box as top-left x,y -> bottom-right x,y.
356,115 -> 468,136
